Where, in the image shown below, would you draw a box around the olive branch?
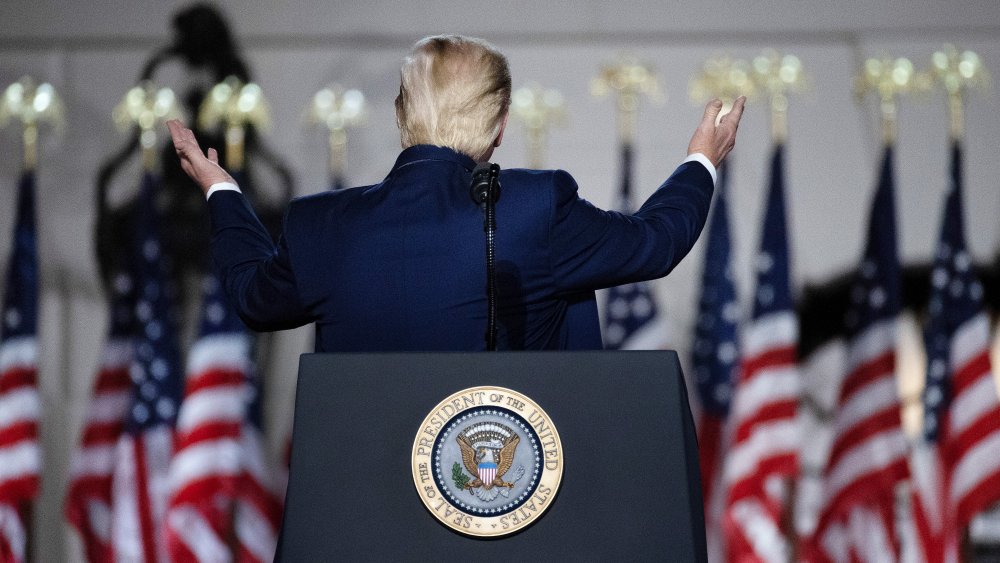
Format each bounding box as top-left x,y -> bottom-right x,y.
451,462 -> 470,489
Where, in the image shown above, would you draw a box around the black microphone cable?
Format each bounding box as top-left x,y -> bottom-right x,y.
470,163 -> 501,351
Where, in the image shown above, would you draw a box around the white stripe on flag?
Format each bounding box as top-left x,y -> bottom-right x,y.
167,506 -> 230,563
186,334 -> 251,375
0,387 -> 40,429
949,430 -> 1000,504
730,498 -> 788,562
950,314 -> 989,372
236,499 -> 278,563
0,337 -> 36,372
0,501 -> 27,563
68,444 -> 118,479
844,319 -> 895,372
848,505 -> 895,563
950,376 -> 998,437
111,436 -> 144,562
0,441 -> 39,484
834,378 -> 897,435
86,391 -> 133,425
618,315 -> 671,350
729,365 -> 798,422
826,427 -> 908,501
742,311 -> 797,357
174,387 -> 245,432
168,440 -> 242,493
723,419 -> 798,485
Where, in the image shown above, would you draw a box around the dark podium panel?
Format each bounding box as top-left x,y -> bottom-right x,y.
280,352 -> 706,562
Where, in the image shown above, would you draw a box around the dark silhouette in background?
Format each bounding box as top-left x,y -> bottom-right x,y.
94,3 -> 294,301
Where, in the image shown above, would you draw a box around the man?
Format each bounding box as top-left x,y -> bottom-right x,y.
167,35 -> 744,352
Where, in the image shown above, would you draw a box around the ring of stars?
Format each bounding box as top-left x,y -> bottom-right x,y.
432,406 -> 542,517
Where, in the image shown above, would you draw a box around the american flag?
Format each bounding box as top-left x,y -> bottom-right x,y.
109,172 -> 184,562
723,145 -> 799,561
690,163 -> 739,560
807,146 -> 909,562
166,271 -> 282,562
65,267 -> 137,562
603,143 -> 666,350
909,142 -> 1000,562
0,172 -> 41,563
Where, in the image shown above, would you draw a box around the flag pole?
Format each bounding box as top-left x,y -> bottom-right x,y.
929,44 -> 989,143
306,85 -> 366,188
689,55 -> 757,134
1,77 -> 64,171
853,55 -> 927,146
510,83 -> 566,169
592,57 -> 662,147
750,50 -> 806,145
199,77 -> 271,174
112,81 -> 182,172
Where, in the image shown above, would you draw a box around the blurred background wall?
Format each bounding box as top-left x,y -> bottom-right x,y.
0,1 -> 998,560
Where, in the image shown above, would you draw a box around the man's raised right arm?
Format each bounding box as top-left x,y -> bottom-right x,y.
167,120 -> 315,331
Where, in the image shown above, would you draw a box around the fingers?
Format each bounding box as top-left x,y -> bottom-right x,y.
720,96 -> 746,127
207,148 -> 219,165
702,98 -> 724,126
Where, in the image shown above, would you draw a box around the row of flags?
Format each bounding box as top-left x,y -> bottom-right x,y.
685,141 -> 1000,562
0,169 -> 284,562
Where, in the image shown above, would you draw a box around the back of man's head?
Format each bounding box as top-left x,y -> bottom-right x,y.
395,35 -> 511,161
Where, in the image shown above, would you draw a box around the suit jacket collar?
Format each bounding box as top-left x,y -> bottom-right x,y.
390,145 -> 477,175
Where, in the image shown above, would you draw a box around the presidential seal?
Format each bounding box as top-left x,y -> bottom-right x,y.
411,386 -> 563,537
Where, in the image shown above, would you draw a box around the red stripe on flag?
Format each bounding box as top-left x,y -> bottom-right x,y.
0,421 -> 37,448
697,414 -> 724,507
838,352 -> 894,403
950,351 -> 991,397
740,346 -> 796,382
825,407 -> 902,472
81,421 -> 125,447
183,368 -> 245,396
175,422 -> 242,450
92,368 -> 131,392
133,437 -> 159,563
732,399 -> 798,443
0,367 -> 36,393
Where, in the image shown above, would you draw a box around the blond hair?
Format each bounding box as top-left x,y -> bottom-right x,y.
395,35 -> 511,160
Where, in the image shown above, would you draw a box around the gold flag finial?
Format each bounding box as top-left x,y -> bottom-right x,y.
305,84 -> 367,182
112,81 -> 182,171
0,77 -> 64,171
930,45 -> 990,141
689,55 -> 757,124
751,50 -> 807,143
510,83 -> 566,168
854,55 -> 928,144
199,76 -> 271,172
591,57 -> 663,142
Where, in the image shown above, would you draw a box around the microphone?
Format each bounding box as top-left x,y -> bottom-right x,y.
470,163 -> 501,206
469,162 -> 501,351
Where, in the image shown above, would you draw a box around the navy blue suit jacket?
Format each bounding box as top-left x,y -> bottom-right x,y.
207,145 -> 713,352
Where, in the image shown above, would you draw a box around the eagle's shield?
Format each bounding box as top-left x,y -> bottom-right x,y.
478,461 -> 497,486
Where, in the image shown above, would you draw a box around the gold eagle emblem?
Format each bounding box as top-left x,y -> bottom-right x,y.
457,431 -> 519,491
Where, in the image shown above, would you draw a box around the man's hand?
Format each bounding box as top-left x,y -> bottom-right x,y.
166,119 -> 235,194
687,96 -> 746,167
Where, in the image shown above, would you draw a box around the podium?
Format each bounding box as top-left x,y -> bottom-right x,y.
279,351 -> 706,562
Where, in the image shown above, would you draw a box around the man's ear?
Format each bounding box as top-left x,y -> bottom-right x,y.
494,111 -> 510,147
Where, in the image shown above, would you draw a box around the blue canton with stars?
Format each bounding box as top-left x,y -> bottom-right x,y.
126,173 -> 183,432
603,143 -> 660,349
921,143 -> 984,442
691,164 -> 739,418
433,407 -> 542,516
844,147 -> 901,338
751,145 -> 794,319
1,172 -> 39,341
